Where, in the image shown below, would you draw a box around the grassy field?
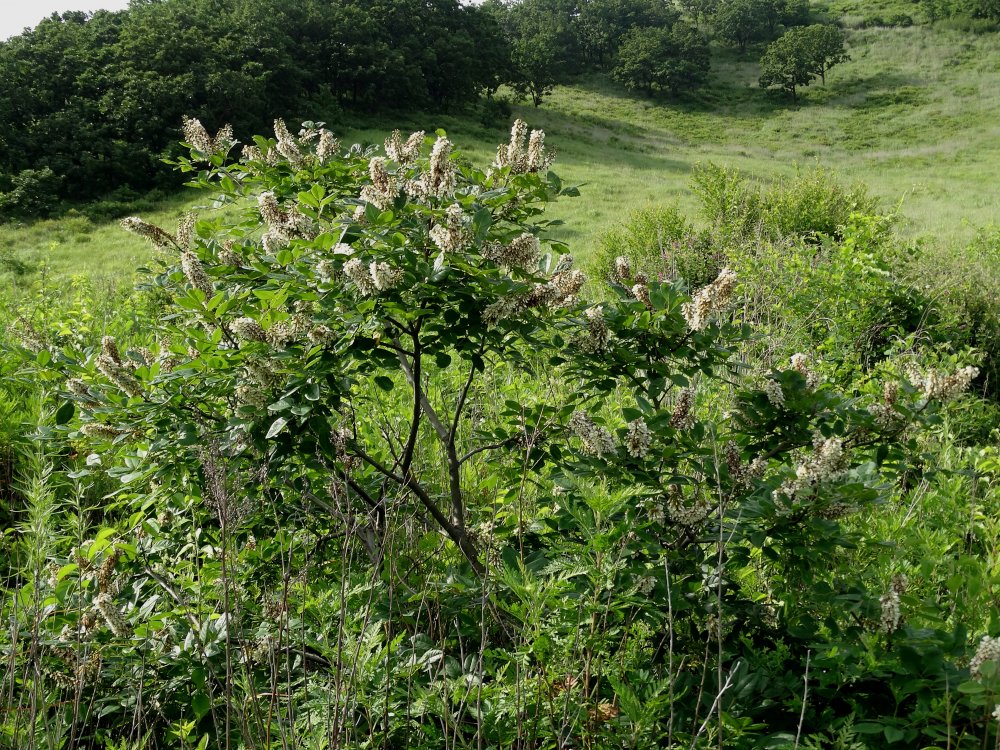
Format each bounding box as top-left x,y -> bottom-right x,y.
3,23 -> 1000,295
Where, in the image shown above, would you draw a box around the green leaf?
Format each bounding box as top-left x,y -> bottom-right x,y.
375,376 -> 394,392
266,417 -> 288,439
435,352 -> 452,369
883,726 -> 905,743
956,680 -> 985,694
55,401 -> 75,425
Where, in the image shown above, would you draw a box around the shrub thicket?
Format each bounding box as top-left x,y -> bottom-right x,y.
1,119 -> 997,750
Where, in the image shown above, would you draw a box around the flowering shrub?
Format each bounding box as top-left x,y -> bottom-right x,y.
4,118 -> 997,749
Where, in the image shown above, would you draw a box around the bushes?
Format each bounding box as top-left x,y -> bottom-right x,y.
0,168 -> 62,220
691,161 -> 880,242
905,226 -> 1000,399
591,204 -> 721,287
1,120 -> 997,750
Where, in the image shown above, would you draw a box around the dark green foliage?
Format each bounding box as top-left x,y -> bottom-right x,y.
759,25 -> 849,99
759,30 -> 817,99
2,121 -> 999,750
923,0 -> 1000,21
0,0 -> 507,201
712,0 -> 782,50
612,22 -> 711,95
576,0 -> 681,65
0,168 -> 61,219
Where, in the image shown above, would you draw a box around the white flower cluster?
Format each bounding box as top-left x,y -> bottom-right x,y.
612,255 -> 631,284
780,435 -> 848,499
316,129 -> 340,164
231,317 -> 267,343
481,257 -> 586,326
267,312 -> 311,348
94,593 -> 132,638
670,388 -> 695,430
681,268 -> 737,331
258,191 -> 314,253
908,364 -> 979,401
182,115 -> 233,157
568,411 -> 617,457
95,336 -> 143,398
384,129 -> 424,166
176,213 -> 196,250
790,353 -> 821,389
631,276 -> 652,308
307,324 -> 336,347
181,250 -> 214,298
666,490 -> 714,527
971,635 -> 1000,680
343,258 -> 402,296
636,576 -> 656,595
764,378 -> 785,407
120,216 -> 176,249
624,418 -> 651,458
218,242 -> 242,267
483,233 -> 541,269
419,136 -> 457,198
273,118 -> 304,167
360,156 -> 397,210
869,380 -> 903,428
579,305 -> 611,354
878,591 -> 901,633
493,120 -> 553,174
429,204 -> 469,253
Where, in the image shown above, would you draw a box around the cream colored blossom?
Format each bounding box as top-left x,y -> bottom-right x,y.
670,388 -> 695,430
971,635 -> 1000,680
385,129 -> 424,165
231,317 -> 267,343
181,250 -> 214,298
580,305 -> 611,353
316,129 -> 340,164
878,591 -> 901,633
120,217 -> 175,249
568,411 -> 616,457
682,268 -> 737,331
908,364 -> 979,401
790,353 -> 820,389
483,233 -> 540,268
429,204 -> 468,253
625,418 -> 651,458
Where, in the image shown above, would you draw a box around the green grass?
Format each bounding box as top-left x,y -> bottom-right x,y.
3,24 -> 1000,296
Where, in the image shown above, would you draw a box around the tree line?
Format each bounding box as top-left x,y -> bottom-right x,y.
0,0 -> 844,216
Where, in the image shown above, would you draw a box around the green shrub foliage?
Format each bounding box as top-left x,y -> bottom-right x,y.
3,120 -> 998,749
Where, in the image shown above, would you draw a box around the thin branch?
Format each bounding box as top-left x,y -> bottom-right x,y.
451,342 -> 485,440
459,439 -> 517,466
794,650 -> 811,750
394,341 -> 448,442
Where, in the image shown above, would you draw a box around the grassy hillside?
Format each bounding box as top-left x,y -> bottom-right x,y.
2,24 -> 1000,294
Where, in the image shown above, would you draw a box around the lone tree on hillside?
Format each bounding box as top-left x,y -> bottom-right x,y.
805,23 -> 849,84
759,24 -> 849,100
613,22 -> 710,96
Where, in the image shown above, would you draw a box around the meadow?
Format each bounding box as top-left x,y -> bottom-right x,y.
3,23 -> 1000,294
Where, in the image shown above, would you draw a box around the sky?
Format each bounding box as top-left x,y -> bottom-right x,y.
1,0 -> 130,41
